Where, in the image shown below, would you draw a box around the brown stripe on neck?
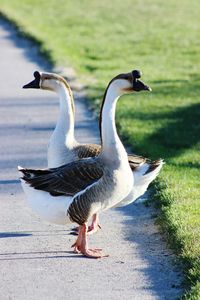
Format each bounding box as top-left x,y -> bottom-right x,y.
44,72 -> 75,117
57,75 -> 75,117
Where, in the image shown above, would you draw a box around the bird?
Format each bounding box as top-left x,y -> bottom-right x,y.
23,71 -> 100,168
22,71 -> 163,234
23,71 -> 101,233
19,70 -> 153,258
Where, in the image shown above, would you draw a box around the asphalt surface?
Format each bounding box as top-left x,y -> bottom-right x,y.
0,18 -> 183,300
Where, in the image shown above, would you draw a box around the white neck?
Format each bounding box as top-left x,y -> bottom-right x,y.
100,83 -> 127,164
48,82 -> 76,153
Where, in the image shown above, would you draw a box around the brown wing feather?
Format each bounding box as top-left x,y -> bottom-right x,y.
128,154 -> 163,173
75,144 -> 101,159
20,158 -> 103,196
128,154 -> 148,170
76,143 -> 160,173
75,143 -> 148,170
144,159 -> 163,174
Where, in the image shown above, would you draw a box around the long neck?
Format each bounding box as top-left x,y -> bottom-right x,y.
51,82 -> 75,148
100,83 -> 127,163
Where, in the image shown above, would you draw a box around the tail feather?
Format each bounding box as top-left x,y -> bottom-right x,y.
144,159 -> 164,175
117,159 -> 164,207
18,166 -> 52,178
18,165 -> 93,196
18,167 -> 64,193
135,159 -> 164,187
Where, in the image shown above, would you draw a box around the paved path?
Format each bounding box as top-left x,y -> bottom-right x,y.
0,19 -> 183,300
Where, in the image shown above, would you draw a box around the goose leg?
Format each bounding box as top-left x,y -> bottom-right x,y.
72,224 -> 108,258
87,213 -> 101,235
71,214 -> 101,235
72,226 -> 82,253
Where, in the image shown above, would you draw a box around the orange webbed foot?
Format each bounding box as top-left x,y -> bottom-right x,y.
71,224 -> 108,259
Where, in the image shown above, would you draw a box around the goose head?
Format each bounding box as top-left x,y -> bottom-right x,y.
109,69 -> 151,95
23,71 -> 70,92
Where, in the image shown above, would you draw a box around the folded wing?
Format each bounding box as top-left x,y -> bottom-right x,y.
19,158 -> 103,197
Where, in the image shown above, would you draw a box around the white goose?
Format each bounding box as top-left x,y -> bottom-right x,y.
23,71 -> 163,233
19,70 -> 152,258
23,71 -> 102,232
23,71 -> 100,168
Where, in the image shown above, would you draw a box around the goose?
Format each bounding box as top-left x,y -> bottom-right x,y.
23,71 -> 102,233
19,70 -> 152,258
23,71 -> 163,234
23,71 -> 100,168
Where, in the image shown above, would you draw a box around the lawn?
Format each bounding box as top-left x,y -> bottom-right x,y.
0,0 -> 199,298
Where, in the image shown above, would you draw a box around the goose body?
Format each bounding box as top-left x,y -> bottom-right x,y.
20,153 -> 132,225
19,70 -> 152,257
23,71 -> 101,168
23,71 -> 102,231
20,179 -> 72,225
23,71 -> 163,232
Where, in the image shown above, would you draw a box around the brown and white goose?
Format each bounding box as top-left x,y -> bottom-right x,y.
23,71 -> 163,234
23,71 -> 102,233
19,70 -> 152,258
23,71 -> 100,168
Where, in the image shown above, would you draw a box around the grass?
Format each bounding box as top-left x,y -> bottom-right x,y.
0,0 -> 199,298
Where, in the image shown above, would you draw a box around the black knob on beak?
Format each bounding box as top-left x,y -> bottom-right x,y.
131,69 -> 151,92
132,70 -> 142,79
23,71 -> 41,89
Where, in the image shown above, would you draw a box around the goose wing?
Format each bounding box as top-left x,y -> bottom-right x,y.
76,144 -> 158,172
128,154 -> 147,170
128,153 -> 163,173
19,158 -> 103,197
75,144 -> 101,159
76,144 -> 147,168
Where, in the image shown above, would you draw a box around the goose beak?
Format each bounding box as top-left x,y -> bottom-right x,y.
143,85 -> 152,92
132,79 -> 152,92
23,71 -> 41,89
131,70 -> 152,92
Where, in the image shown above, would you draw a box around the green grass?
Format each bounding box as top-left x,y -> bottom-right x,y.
0,1 -> 199,298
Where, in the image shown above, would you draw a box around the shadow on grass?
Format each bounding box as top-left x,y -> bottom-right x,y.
151,103 -> 199,158
121,101 -> 200,160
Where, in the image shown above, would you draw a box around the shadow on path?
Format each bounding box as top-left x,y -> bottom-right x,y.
0,251 -> 83,261
115,201 -> 183,295
0,13 -> 53,71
